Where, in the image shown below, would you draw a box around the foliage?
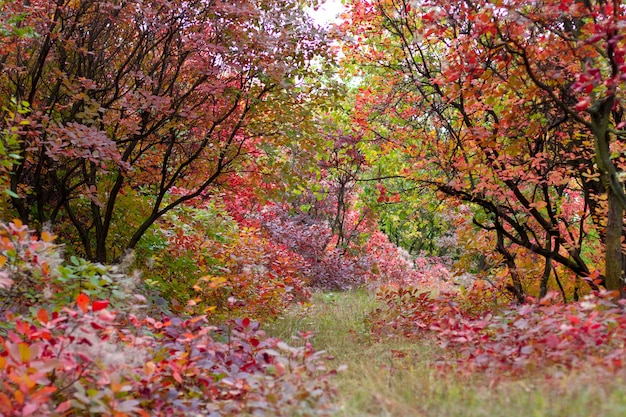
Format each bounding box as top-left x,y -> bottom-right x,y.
0,220 -> 338,416
370,284 -> 626,381
135,194 -> 311,321
0,99 -> 29,198
0,302 -> 338,416
270,290 -> 626,417
262,205 -> 369,290
375,189 -> 459,258
0,0 -> 333,262
341,0 -> 626,297
0,219 -> 145,317
190,227 -> 312,320
0,219 -> 60,310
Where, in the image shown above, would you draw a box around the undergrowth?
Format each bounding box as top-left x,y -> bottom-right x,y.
267,290 -> 626,417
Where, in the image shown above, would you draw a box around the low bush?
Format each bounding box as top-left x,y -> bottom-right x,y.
0,221 -> 338,416
369,284 -> 626,380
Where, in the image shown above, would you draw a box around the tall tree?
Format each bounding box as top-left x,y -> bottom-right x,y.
342,0 -> 626,297
0,0 -> 331,262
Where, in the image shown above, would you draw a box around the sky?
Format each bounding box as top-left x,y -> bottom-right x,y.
308,0 -> 345,25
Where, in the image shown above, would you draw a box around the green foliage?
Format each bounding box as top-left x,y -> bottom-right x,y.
53,256 -> 140,308
135,200 -> 236,310
0,220 -> 145,316
0,99 -> 28,197
0,1 -> 37,38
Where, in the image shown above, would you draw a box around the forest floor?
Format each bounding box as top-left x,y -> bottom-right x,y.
266,290 -> 626,417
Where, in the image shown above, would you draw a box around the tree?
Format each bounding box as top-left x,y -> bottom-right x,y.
0,0 -> 331,262
342,0 -> 626,298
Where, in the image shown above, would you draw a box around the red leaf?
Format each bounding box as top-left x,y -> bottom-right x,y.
76,293 -> 90,313
55,401 -> 72,413
242,317 -> 251,327
92,300 -> 110,312
545,334 -> 560,349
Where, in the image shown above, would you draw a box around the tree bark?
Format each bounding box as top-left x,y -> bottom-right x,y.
605,187 -> 624,296
590,98 -> 626,296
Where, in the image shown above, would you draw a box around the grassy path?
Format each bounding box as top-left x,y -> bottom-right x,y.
266,290 -> 626,417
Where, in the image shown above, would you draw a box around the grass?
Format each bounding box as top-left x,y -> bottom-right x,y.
266,290 -> 626,417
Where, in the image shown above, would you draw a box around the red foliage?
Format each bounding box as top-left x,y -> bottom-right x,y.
0,221 -> 338,416
371,285 -> 626,380
260,204 -> 372,290
190,227 -> 312,319
0,308 -> 338,416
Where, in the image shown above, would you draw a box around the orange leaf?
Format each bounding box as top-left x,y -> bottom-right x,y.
76,293 -> 90,313
14,389 -> 24,405
0,392 -> 12,413
37,308 -> 49,324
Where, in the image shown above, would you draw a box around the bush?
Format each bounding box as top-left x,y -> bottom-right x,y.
0,220 -> 338,416
369,284 -> 626,380
136,202 -> 311,321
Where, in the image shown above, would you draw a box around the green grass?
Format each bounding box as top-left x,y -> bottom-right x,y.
266,290 -> 626,417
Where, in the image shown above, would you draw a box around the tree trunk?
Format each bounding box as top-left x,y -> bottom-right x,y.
589,98 -> 626,296
495,226 -> 525,304
605,187 -> 624,296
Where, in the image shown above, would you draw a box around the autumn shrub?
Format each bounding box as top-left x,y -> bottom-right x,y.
0,298 -> 338,416
257,202 -> 460,291
266,220 -> 365,290
367,286 -> 443,340
0,220 -> 149,320
364,230 -> 455,290
369,284 -> 626,380
260,205 -> 374,290
451,278 -> 510,317
0,220 -> 61,311
0,220 -> 338,416
190,227 -> 311,320
136,199 -> 310,321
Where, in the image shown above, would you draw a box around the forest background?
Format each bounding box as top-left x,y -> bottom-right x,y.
3,0 -> 626,415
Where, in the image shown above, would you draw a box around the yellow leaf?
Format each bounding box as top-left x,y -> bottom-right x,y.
144,361 -> 156,376
41,231 -> 56,242
18,343 -> 31,363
